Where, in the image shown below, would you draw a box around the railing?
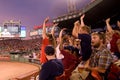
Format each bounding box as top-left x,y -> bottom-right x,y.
14,69 -> 40,80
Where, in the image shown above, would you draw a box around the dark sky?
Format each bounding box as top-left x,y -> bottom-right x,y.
0,0 -> 92,33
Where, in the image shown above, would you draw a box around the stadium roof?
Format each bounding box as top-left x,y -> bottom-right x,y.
53,0 -> 120,31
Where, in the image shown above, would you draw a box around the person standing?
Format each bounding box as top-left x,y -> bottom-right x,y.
72,14 -> 92,62
40,17 -> 57,64
105,18 -> 120,60
70,32 -> 113,80
39,45 -> 64,80
85,32 -> 113,80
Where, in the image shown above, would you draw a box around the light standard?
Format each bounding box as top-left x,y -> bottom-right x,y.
67,0 -> 77,13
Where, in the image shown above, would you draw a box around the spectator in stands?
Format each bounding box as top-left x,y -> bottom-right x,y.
61,45 -> 79,69
70,32 -> 113,80
32,50 -> 37,59
72,14 -> 92,64
105,31 -> 112,50
40,17 -> 57,64
117,39 -> 120,53
116,18 -> 120,30
57,28 -> 79,69
105,18 -> 120,59
39,45 -> 64,80
85,32 -> 113,80
73,39 -> 81,58
28,53 -> 33,62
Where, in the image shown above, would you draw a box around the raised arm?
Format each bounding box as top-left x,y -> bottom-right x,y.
80,14 -> 85,27
50,23 -> 58,48
54,28 -> 66,59
105,18 -> 114,33
72,20 -> 80,38
59,28 -> 66,44
68,35 -> 74,46
42,17 -> 49,39
50,23 -> 58,36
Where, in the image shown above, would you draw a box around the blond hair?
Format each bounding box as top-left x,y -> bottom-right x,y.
81,25 -> 91,34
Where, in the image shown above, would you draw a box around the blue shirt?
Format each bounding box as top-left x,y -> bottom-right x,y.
39,59 -> 64,80
78,34 -> 92,61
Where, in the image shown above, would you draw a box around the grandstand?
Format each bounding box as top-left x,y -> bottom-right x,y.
0,38 -> 41,79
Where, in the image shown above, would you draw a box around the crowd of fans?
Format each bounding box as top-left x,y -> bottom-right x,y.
0,14 -> 120,80
0,38 -> 41,62
39,14 -> 120,80
0,38 -> 41,54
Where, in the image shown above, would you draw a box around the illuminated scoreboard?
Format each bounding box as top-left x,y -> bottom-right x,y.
0,20 -> 26,38
7,26 -> 19,33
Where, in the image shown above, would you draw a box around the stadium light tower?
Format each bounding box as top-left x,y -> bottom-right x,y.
67,0 -> 76,13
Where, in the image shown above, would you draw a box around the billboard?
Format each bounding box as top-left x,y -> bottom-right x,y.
37,29 -> 42,35
30,30 -> 38,36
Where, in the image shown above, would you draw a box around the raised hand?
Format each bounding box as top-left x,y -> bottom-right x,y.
80,14 -> 85,20
44,17 -> 49,23
74,20 -> 80,25
62,28 -> 67,31
105,18 -> 110,23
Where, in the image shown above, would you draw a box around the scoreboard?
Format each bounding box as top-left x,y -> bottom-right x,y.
0,20 -> 26,38
0,26 -> 26,38
7,26 -> 19,33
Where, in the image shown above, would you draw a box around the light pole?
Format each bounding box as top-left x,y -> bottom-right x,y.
67,0 -> 76,13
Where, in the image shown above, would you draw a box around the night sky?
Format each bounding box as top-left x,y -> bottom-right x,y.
0,0 -> 92,38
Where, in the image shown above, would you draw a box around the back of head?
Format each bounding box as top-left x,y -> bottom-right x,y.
46,33 -> 53,40
81,25 -> 91,34
46,33 -> 56,47
45,45 -> 55,56
63,45 -> 74,53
